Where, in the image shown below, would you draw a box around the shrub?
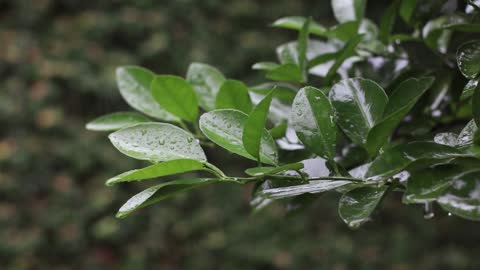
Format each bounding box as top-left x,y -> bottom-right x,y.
88,0 -> 480,228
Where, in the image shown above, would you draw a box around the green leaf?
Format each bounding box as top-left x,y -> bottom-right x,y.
438,170 -> 480,221
331,0 -> 367,23
108,123 -> 206,162
399,0 -> 417,24
269,121 -> 288,139
326,21 -> 361,41
434,132 -> 458,147
325,34 -> 363,84
215,80 -> 252,114
243,90 -> 275,161
457,120 -> 478,147
199,109 -> 278,165
473,82 -> 480,126
261,180 -> 352,199
338,186 -> 388,228
297,17 -> 311,80
151,75 -> 198,122
116,178 -> 219,218
271,16 -> 327,36
290,87 -> 336,160
86,112 -> 151,131
422,16 -> 453,54
252,62 -> 279,71
329,78 -> 388,146
106,159 -> 206,186
245,163 -> 304,176
457,40 -> 480,79
365,142 -> 462,180
186,62 -> 226,111
366,77 -> 434,156
460,78 -> 479,101
116,66 -> 179,122
379,0 -> 399,43
266,63 -> 304,83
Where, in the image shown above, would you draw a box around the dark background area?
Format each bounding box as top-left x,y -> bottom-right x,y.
1,0 -> 479,269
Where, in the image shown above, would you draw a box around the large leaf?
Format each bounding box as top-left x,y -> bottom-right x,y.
86,112 -> 151,131
261,180 -> 352,199
215,80 -> 252,114
331,0 -> 367,23
106,159 -> 206,186
243,90 -> 274,161
186,62 -> 226,111
365,142 -> 462,180
457,40 -> 480,79
151,75 -> 198,122
438,170 -> 480,221
116,178 -> 219,218
329,78 -> 388,145
366,77 -> 434,156
338,186 -> 388,228
199,109 -> 278,165
290,87 -> 336,160
116,66 -> 178,122
271,16 -> 327,36
108,123 -> 206,162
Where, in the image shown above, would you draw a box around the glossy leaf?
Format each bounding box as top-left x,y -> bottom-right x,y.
457,120 -> 478,147
365,142 -> 462,180
116,66 -> 178,122
434,132 -> 458,147
290,87 -> 336,160
460,78 -> 479,101
109,123 -> 206,162
86,112 -> 151,131
266,63 -> 304,83
261,180 -> 352,199
116,178 -> 219,218
151,75 -> 198,122
438,170 -> 480,221
339,186 -> 388,228
215,80 -> 253,114
245,163 -> 304,176
457,40 -> 480,79
331,0 -> 367,23
366,77 -> 434,155
186,62 -> 226,111
106,159 -> 206,186
199,109 -> 278,165
330,78 -> 388,146
243,90 -> 274,160
252,62 -> 279,71
271,16 -> 327,36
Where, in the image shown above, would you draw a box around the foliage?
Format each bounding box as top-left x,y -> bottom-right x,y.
89,0 -> 480,228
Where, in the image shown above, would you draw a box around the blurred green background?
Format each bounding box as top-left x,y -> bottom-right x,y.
1,0 -> 480,269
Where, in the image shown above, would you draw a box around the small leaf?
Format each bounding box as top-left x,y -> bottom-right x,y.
186,62 -> 226,111
116,178 -> 219,218
457,119 -> 478,147
365,142 -> 462,180
271,16 -> 327,36
243,90 -> 275,160
86,112 -> 151,131
379,0 -> 399,43
106,159 -> 205,186
399,0 -> 417,24
329,78 -> 388,146
290,87 -> 336,160
116,66 -> 178,122
338,186 -> 388,228
199,109 -> 278,165
261,180 -> 352,199
245,163 -> 304,176
297,17 -> 311,80
151,75 -> 198,122
215,80 -> 252,114
366,77 -> 434,156
331,0 -> 367,23
325,34 -> 363,83
474,84 -> 480,126
457,40 -> 480,79
266,63 -> 304,83
438,170 -> 480,221
108,123 -> 206,162
252,62 -> 279,71
460,78 -> 479,101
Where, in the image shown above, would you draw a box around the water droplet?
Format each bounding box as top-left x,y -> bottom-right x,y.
187,137 -> 193,143
448,212 -> 452,217
141,129 -> 147,136
423,202 -> 434,219
158,139 -> 165,145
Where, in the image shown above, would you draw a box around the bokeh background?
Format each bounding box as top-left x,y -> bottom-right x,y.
1,0 -> 480,269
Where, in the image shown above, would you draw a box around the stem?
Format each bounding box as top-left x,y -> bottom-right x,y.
204,162 -> 227,179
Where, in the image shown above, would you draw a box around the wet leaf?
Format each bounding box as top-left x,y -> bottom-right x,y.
457,40 -> 480,79
186,62 -> 226,111
457,120 -> 478,147
116,66 -> 178,122
243,90 -> 275,160
271,16 -> 327,36
261,180 -> 351,199
266,63 -> 304,83
116,178 -> 219,218
460,78 -> 479,101
290,87 -> 336,160
244,163 -> 304,176
106,159 -> 206,186
215,80 -> 253,113
199,109 -> 278,165
331,0 -> 367,23
86,112 -> 151,131
330,78 -> 388,146
339,186 -> 388,228
109,123 -> 206,162
434,132 -> 458,147
151,75 -> 198,122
